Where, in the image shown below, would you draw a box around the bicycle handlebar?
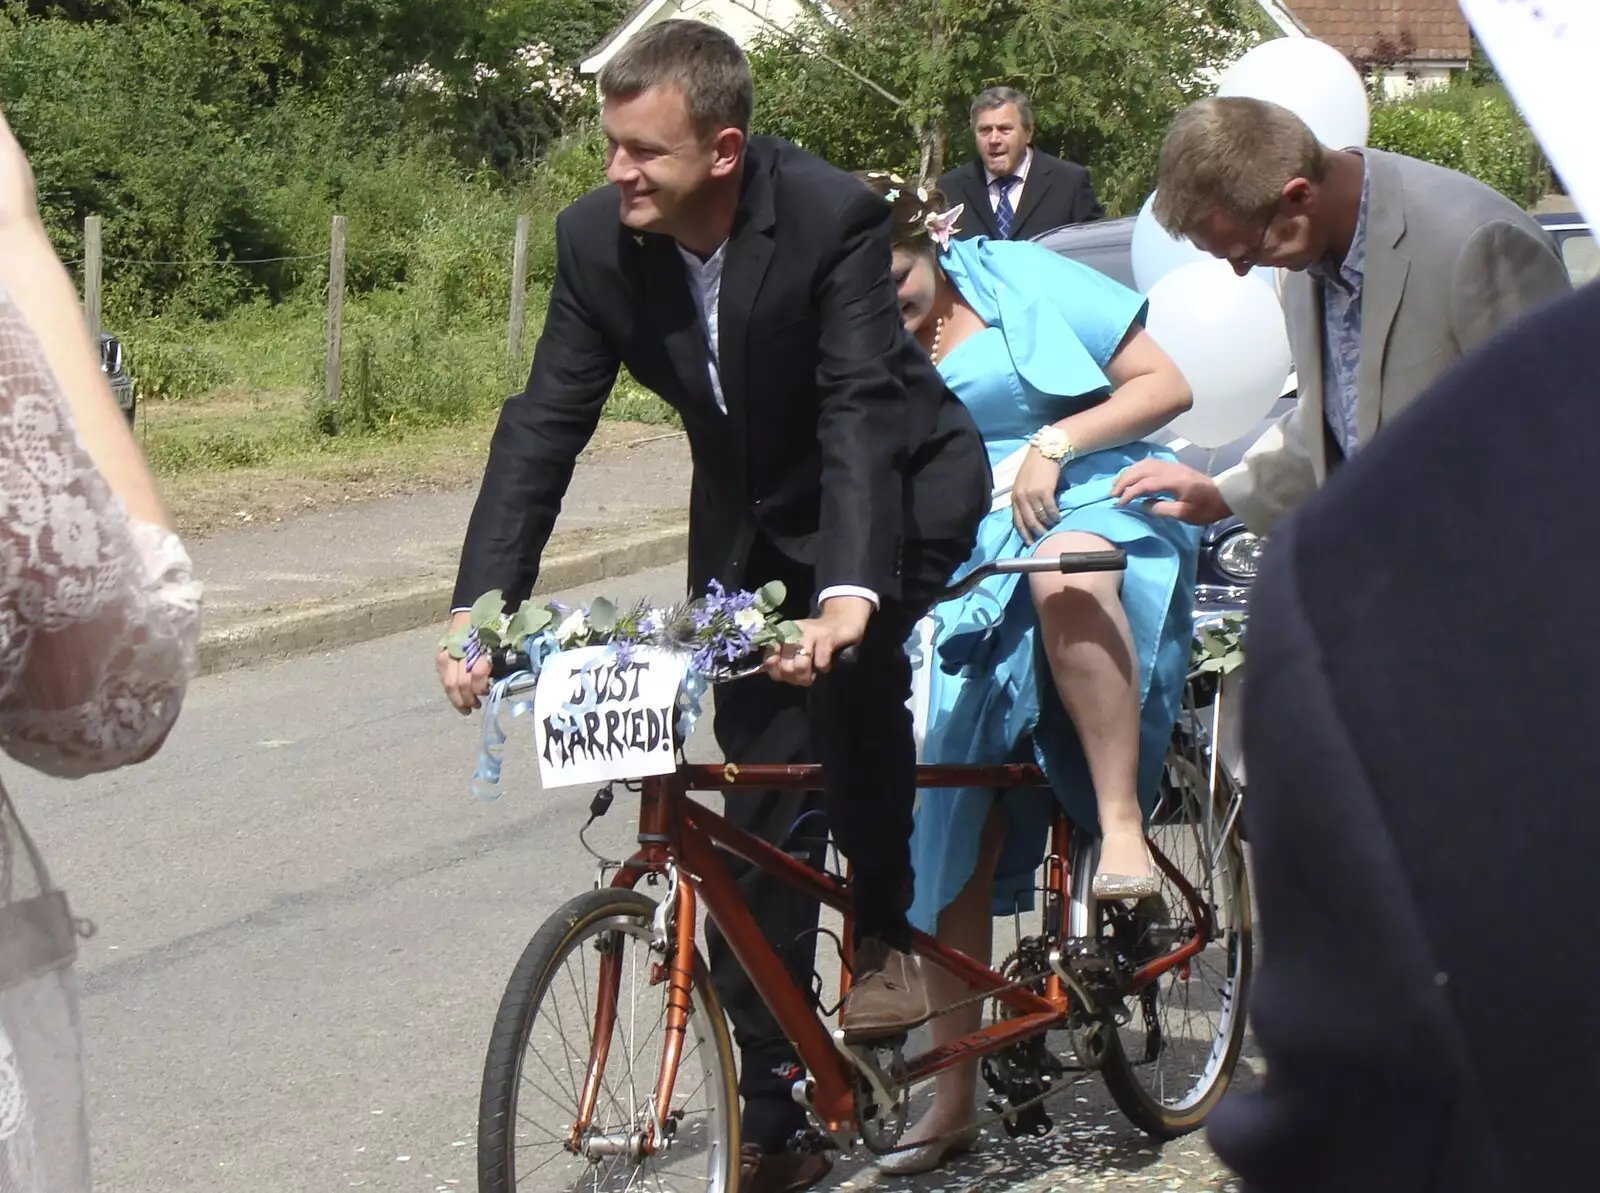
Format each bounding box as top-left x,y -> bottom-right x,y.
485,549 -> 1126,681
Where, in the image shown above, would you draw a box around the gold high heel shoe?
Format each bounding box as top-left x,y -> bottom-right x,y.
1092,829 -> 1160,901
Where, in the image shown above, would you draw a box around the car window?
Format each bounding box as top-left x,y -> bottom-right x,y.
1559,230 -> 1600,287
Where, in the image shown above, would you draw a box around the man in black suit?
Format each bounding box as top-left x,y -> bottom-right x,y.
436,19 -> 989,1191
937,85 -> 1104,242
1207,277 -> 1597,1188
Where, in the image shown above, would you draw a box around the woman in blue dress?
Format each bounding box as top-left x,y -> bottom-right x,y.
855,173 -> 1200,1172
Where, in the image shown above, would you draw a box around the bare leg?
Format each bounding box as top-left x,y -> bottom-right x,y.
1030,530 -> 1152,886
886,801 -> 1007,1160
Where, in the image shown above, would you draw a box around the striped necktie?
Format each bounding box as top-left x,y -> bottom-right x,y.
993,175 -> 1020,239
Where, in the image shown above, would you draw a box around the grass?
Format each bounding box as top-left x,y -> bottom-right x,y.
120,292 -> 681,533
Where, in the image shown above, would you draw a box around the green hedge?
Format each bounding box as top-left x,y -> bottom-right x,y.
1368,86 -> 1549,207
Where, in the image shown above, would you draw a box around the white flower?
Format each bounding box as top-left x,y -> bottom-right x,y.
555,609 -> 589,644
734,608 -> 765,633
391,64 -> 448,94
47,492 -> 100,571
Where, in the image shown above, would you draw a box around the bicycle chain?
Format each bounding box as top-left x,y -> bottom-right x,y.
850,965 -> 1103,1159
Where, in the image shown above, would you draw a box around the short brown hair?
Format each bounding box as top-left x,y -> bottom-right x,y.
598,19 -> 754,138
1153,97 -> 1326,238
854,171 -> 949,255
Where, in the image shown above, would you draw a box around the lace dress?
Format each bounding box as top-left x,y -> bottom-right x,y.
0,287 -> 201,1190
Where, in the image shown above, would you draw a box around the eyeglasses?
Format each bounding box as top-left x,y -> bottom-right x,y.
1229,212 -> 1278,273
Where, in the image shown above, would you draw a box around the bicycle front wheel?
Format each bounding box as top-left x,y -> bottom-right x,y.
478,887 -> 740,1192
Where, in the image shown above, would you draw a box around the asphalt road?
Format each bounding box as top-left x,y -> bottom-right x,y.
11,564 -> 1254,1193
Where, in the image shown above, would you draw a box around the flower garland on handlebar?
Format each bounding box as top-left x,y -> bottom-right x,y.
455,581 -> 804,800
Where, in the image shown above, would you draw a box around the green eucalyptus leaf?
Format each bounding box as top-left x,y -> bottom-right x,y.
504,609 -> 529,646
444,627 -> 474,660
523,605 -> 553,635
589,597 -> 617,633
476,625 -> 503,649
756,581 -> 787,614
777,619 -> 804,645
470,589 -> 506,628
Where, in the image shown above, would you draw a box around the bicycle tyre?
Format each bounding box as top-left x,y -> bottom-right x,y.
1099,738 -> 1254,1139
477,887 -> 741,1193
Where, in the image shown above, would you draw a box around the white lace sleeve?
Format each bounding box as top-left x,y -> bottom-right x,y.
0,289 -> 201,779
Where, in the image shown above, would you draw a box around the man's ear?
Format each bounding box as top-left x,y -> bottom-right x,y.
1281,176 -> 1315,210
709,128 -> 744,179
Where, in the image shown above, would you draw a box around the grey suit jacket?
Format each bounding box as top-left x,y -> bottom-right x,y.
1217,149 -> 1571,534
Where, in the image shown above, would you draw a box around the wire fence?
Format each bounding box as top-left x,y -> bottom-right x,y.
76,213 -> 535,410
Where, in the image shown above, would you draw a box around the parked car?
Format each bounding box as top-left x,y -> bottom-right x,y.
1537,210 -> 1598,287
1035,210 -> 1595,617
100,332 -> 135,424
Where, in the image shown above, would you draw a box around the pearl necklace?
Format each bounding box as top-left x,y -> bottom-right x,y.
929,316 -> 946,365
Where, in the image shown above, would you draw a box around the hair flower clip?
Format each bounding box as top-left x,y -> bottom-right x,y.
923,203 -> 965,249
883,187 -> 900,203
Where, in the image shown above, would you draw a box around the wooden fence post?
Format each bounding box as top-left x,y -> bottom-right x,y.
508,213 -> 531,358
325,214 -> 347,411
84,216 -> 103,342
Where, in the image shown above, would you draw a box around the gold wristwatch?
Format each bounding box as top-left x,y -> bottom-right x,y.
1029,424 -> 1075,463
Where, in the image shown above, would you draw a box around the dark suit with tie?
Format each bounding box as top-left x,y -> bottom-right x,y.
1208,280 -> 1597,1189
937,149 -> 1104,242
453,135 -> 990,1105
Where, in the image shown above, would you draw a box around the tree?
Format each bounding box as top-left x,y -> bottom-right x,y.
748,0 -> 1260,214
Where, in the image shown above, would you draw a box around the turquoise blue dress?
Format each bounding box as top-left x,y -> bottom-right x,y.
908,237 -> 1200,932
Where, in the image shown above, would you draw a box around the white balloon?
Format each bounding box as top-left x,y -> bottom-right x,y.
1130,192 -> 1209,292
1216,38 -> 1370,150
1144,260 -> 1292,450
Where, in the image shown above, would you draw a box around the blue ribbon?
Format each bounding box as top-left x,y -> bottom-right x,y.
469,630 -> 560,801
472,672 -> 537,801
675,668 -> 709,742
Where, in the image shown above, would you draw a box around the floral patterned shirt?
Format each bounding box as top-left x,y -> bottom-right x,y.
1308,159 -> 1371,459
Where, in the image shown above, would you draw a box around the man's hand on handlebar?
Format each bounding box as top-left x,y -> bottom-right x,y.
764,593 -> 871,687
437,610 -> 492,714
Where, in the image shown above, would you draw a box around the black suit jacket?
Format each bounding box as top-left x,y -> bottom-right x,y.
937,150 -> 1104,242
1208,281 -> 1599,1190
453,137 -> 989,610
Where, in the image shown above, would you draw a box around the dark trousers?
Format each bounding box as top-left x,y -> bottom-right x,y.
705,536 -> 965,1104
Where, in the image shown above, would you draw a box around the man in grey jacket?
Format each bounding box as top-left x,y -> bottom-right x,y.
1112,96 -> 1570,531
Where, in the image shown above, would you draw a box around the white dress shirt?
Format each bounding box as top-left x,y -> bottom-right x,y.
984,148 -> 1033,213
676,243 -> 878,611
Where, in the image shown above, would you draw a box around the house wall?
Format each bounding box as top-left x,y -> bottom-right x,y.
584,0 -> 816,75
1375,63 -> 1457,98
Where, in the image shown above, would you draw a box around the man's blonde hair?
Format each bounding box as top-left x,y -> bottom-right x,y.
1153,97 -> 1326,238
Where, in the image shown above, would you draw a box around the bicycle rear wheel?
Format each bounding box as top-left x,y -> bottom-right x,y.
1098,691 -> 1253,1139
478,887 -> 740,1192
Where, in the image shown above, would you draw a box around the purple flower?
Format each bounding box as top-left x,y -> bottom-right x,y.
614,639 -> 636,668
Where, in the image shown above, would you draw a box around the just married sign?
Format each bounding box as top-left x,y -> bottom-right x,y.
532,646 -> 690,787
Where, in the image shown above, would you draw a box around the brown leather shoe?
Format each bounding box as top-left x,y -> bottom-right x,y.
838,938 -> 933,1043
738,1143 -> 834,1192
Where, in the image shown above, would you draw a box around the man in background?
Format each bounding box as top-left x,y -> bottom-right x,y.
938,85 -> 1103,242
1113,96 -> 1569,532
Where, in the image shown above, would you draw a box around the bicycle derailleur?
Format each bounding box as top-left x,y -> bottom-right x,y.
981,938 -> 1068,1139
